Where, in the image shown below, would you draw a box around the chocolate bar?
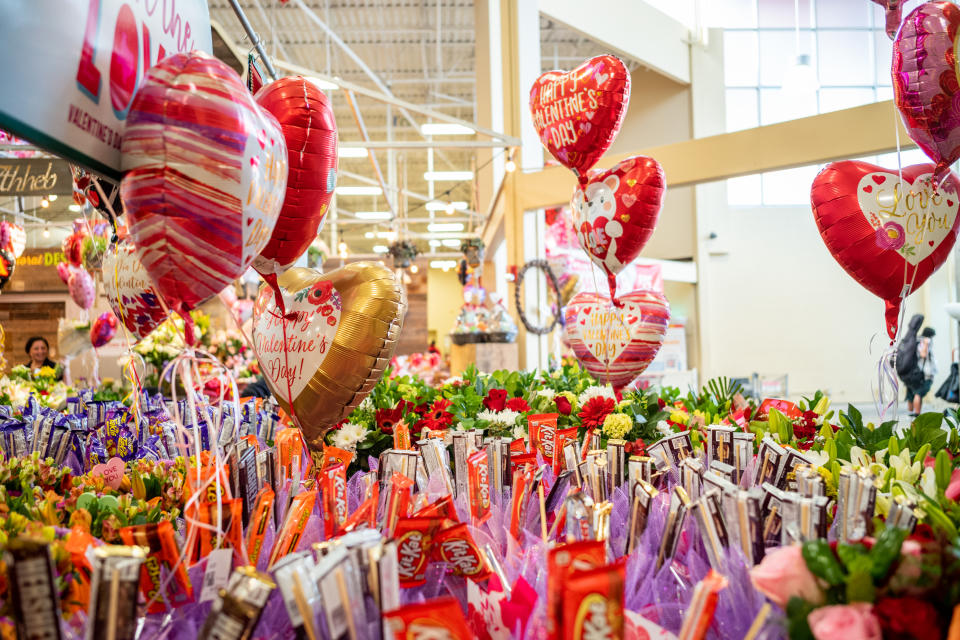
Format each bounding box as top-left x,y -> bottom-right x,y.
735,489 -> 765,565
754,437 -> 786,487
584,450 -> 609,502
681,457 -> 704,502
313,545 -> 365,640
708,460 -> 735,484
648,431 -> 693,470
606,439 -> 626,493
625,479 -> 657,555
6,539 -> 62,640
418,438 -> 454,495
87,545 -> 147,640
451,431 -> 472,499
378,449 -> 419,489
693,489 -> 729,571
564,440 -> 583,487
564,491 -> 595,542
656,486 -> 691,570
627,456 -> 653,495
795,464 -> 825,497
886,495 -> 919,532
760,483 -> 786,547
706,425 -> 736,466
199,567 -> 275,640
272,551 -> 322,639
732,432 -> 755,484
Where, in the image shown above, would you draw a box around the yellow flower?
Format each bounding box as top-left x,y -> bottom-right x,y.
602,413 -> 632,440
37,366 -> 56,378
669,410 -> 689,425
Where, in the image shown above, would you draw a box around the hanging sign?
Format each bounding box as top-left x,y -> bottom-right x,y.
0,159 -> 74,196
0,0 -> 212,181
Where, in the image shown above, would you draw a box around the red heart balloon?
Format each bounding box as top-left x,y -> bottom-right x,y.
530,55 -> 630,180
811,161 -> 960,339
563,289 -> 669,390
253,76 -> 338,277
572,156 -> 666,298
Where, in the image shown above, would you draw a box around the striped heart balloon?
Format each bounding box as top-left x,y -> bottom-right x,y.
121,51 -> 287,341
564,289 -> 669,390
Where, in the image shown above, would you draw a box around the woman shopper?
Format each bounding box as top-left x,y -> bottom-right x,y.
907,327 -> 938,416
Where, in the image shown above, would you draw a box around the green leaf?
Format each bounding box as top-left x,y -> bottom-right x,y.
914,443 -> 931,466
825,438 -> 838,463
936,449 -> 953,493
802,539 -> 846,586
785,598 -> 817,640
845,568 -> 876,602
868,527 -> 907,582
888,435 -> 899,457
836,542 -> 868,571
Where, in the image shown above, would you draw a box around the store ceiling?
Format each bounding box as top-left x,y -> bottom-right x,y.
4,1 -> 642,258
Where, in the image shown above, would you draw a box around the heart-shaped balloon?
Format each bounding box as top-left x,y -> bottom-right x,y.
530,55 -> 630,180
67,266 -> 95,310
563,289 -> 669,390
121,51 -> 288,341
90,312 -> 118,348
1,222 -> 25,259
0,248 -> 14,292
871,0 -> 905,38
253,76 -> 338,277
893,2 -> 960,183
572,156 -> 666,298
811,161 -> 960,340
252,262 -> 405,460
102,241 -> 170,341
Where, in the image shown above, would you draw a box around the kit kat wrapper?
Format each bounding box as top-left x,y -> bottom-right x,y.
433,522 -> 492,582
7,538 -> 62,640
412,494 -> 459,521
529,413 -> 558,461
246,487 -> 275,567
319,462 -> 348,538
393,516 -> 448,587
509,465 -> 535,540
119,520 -> 193,612
269,489 -> 317,567
468,448 -> 492,525
384,472 -> 415,537
383,596 -> 472,640
546,540 -> 607,640
561,560 -> 626,640
677,570 -> 728,640
554,426 -> 579,476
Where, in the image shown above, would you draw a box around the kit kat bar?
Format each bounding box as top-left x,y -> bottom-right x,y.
6,539 -> 62,640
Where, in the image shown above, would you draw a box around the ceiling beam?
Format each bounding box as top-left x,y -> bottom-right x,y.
539,0 -> 691,84
515,100 -> 917,211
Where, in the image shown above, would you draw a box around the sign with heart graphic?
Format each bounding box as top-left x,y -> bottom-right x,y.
252,262 -> 406,461
812,161 -> 960,339
121,51 -> 287,329
572,155 -> 666,298
564,289 -> 670,390
102,240 -> 170,342
530,55 -> 630,179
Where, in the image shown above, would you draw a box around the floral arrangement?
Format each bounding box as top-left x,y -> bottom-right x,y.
387,239 -> 421,267
388,351 -> 448,385
131,311 -> 210,388
0,364 -> 71,409
207,328 -> 260,384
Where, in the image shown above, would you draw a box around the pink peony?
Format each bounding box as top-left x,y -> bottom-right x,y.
807,603 -> 882,640
945,469 -> 960,501
750,545 -> 824,607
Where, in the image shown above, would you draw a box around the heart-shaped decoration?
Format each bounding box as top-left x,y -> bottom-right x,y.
121,51 -> 288,326
91,457 -> 125,490
67,265 -> 95,310
102,241 -> 170,341
563,289 -> 670,390
530,55 -> 630,179
572,155 -> 666,283
811,161 -> 960,339
252,262 -> 405,460
90,312 -> 118,348
253,76 -> 339,277
893,2 -> 960,182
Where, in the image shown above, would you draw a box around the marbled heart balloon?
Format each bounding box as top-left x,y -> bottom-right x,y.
252,262 -> 405,461
563,289 -> 670,390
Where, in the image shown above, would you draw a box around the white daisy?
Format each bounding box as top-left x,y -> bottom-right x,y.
329,422 -> 369,450
578,385 -> 616,406
536,389 -> 557,401
476,409 -> 521,427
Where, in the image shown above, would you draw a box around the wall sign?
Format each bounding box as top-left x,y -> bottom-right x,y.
8,250 -> 68,293
0,158 -> 74,196
0,0 -> 212,181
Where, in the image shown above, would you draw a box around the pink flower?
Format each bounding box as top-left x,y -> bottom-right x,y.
875,222 -> 905,250
750,545 -> 824,608
807,603 -> 882,640
945,468 -> 960,501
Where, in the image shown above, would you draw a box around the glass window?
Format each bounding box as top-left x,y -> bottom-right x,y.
760,88 -> 817,125
762,165 -> 821,205
759,30 -> 800,86
819,87 -> 877,113
817,31 -> 873,86
724,31 -> 760,86
709,0 -> 758,28
874,32 -> 893,86
815,0 -> 870,28
758,0 -> 812,28
876,85 -> 893,101
726,88 -> 760,131
727,175 -> 762,206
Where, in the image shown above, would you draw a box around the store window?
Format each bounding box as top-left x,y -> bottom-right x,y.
717,0 -> 897,205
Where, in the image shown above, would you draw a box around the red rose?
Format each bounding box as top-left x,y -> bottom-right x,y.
506,397 -> 530,413
909,523 -> 936,544
307,281 -> 333,306
484,388 -> 508,412
657,397 -> 666,410
555,395 -> 572,415
874,597 -> 941,639
578,396 -> 615,429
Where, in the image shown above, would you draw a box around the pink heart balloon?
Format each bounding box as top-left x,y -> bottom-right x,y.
892,2 -> 960,184
563,289 -> 669,390
67,266 -> 95,310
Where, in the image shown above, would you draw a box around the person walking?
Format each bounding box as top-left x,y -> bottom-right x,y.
907,327 -> 938,416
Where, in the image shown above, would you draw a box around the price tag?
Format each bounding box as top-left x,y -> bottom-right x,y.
200,548 -> 233,602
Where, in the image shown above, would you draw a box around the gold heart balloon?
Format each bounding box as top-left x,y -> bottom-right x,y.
252,262 -> 405,460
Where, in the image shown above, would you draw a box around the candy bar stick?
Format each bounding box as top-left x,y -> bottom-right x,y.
743,603 -> 771,640
107,569 -> 120,640
538,484 -> 548,541
762,505 -> 779,541
336,569 -> 358,640
291,573 -> 319,640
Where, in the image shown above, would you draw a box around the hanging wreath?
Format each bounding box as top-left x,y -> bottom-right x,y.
514,259 -> 561,335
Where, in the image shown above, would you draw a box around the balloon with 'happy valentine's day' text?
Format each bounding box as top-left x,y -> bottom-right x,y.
530,55 -> 630,180
121,51 -> 287,342
811,161 -> 960,340
252,262 -> 405,462
564,289 -> 669,390
572,155 -> 666,299
892,2 -> 960,184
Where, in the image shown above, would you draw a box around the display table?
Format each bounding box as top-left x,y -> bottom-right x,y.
449,340 -> 518,375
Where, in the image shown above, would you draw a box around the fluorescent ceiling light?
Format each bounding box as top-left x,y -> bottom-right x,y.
364,232 -> 374,238
373,245 -> 388,254
428,222 -> 464,232
429,240 -> 441,248
68,204 -> 82,213
420,123 -> 474,136
430,260 -> 458,270
425,201 -> 468,212
355,211 -> 392,220
441,239 -> 461,248
308,77 -> 339,91
336,186 -> 381,196
338,147 -> 368,158
423,171 -> 473,181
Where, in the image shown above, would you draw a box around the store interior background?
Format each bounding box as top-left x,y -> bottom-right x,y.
1,0 -> 951,405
